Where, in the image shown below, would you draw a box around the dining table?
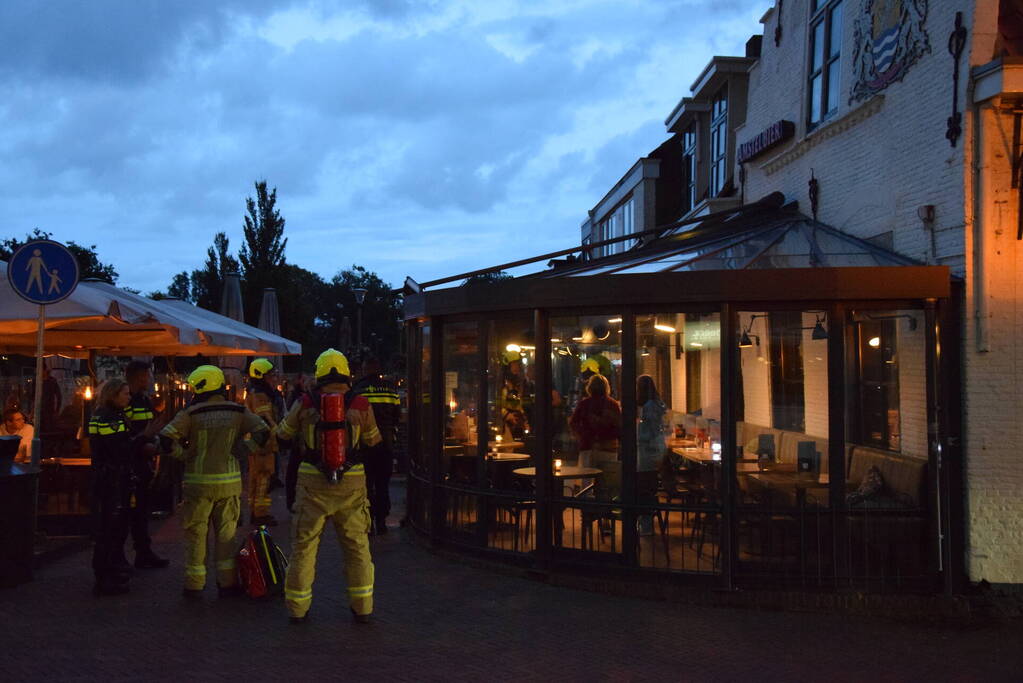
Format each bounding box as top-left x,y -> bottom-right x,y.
512,465 -> 602,480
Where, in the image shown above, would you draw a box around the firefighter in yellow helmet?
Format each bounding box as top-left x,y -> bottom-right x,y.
159,365 -> 270,598
277,348 -> 382,624
245,357 -> 280,527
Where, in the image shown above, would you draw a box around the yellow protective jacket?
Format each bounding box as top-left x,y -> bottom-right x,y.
276,382 -> 382,479
244,381 -> 280,454
159,396 -> 269,497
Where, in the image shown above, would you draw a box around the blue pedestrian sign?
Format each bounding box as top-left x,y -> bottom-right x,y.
7,240 -> 80,305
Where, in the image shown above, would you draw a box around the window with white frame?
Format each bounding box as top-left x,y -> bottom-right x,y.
808,0 -> 842,128
596,197 -> 635,257
709,89 -> 728,198
683,124 -> 697,212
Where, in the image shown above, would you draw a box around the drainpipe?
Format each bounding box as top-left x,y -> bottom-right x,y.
972,99 -> 990,353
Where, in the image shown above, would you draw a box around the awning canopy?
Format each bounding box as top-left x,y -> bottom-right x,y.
530,200 -> 922,278
0,262 -> 301,357
404,199 -> 950,319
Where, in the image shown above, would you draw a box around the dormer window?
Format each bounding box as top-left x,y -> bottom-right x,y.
808,0 -> 843,128
709,89 -> 728,197
683,124 -> 697,212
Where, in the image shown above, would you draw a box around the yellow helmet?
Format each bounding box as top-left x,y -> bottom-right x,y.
581,358 -> 600,374
188,365 -> 225,394
249,358 -> 274,379
502,349 -> 522,364
314,348 -> 351,385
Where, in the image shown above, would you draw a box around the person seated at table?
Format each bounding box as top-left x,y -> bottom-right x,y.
569,374 -> 621,501
0,408 -> 34,463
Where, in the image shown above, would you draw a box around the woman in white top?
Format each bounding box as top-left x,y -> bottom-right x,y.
1,409 -> 34,463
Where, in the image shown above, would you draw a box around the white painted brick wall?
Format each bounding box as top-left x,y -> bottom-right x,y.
742,0 -> 1023,583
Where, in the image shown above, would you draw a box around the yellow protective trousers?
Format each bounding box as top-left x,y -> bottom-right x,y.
285,467 -> 374,618
247,452 -> 275,517
180,485 -> 240,590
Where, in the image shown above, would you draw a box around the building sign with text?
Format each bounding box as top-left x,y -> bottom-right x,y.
737,120 -> 795,164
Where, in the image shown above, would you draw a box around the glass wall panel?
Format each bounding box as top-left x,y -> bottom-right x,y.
635,312 -> 722,572
407,322 -> 432,533
735,310 -> 831,582
441,321 -> 481,540
846,308 -> 929,584
549,313 -> 622,555
486,316 -> 536,553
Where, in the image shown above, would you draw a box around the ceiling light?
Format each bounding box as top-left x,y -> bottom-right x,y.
506,343 -> 521,353
607,317 -> 622,323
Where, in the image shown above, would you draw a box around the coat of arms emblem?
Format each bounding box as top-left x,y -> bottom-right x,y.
850,0 -> 931,102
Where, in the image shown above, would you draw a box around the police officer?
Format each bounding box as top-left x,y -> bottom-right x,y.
351,354 -> 400,535
278,349 -> 381,624
159,365 -> 269,598
244,358 -> 281,527
120,360 -> 169,569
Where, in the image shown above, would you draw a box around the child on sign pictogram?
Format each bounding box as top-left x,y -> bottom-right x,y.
47,268 -> 63,295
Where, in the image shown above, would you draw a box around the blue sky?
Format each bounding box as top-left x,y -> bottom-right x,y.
0,0 -> 767,293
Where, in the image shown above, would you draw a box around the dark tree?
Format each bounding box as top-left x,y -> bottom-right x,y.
462,270 -> 512,286
190,232 -> 239,311
0,228 -> 118,283
239,180 -> 288,323
167,271 -> 192,301
330,265 -> 402,363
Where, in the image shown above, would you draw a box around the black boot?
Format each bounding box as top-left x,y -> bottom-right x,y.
135,549 -> 169,569
93,575 -> 129,596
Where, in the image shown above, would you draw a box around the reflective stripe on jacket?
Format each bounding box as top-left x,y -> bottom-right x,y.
159,397 -> 269,494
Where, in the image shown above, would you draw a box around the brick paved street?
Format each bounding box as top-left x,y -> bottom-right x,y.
3,476 -> 1021,682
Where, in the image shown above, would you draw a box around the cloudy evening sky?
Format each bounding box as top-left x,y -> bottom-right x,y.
1,0 -> 766,294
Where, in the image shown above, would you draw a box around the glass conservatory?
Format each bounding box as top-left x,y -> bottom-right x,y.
402,197 -> 963,593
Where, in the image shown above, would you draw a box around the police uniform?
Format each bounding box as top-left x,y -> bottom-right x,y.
121,390 -> 167,567
88,406 -> 134,594
350,371 -> 400,532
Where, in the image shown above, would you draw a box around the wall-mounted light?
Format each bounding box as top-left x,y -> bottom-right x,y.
868,336 -> 881,348
739,313 -> 769,348
653,314 -> 676,333
607,317 -> 622,323
641,347 -> 650,357
506,343 -> 522,353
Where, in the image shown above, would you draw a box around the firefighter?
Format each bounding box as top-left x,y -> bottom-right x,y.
278,348 -> 381,624
244,357 -> 280,527
119,360 -> 169,569
159,365 -> 270,598
350,354 -> 400,535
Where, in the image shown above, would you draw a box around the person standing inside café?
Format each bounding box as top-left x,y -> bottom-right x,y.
569,373 -> 622,500
0,408 -> 34,463
88,378 -> 162,595
119,361 -> 169,569
351,354 -> 400,535
636,375 -> 668,536
244,358 -> 281,527
159,365 -> 269,598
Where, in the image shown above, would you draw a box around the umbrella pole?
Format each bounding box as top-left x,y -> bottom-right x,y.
31,304 -> 45,467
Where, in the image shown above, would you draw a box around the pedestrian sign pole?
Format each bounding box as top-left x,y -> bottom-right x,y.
6,240 -> 80,467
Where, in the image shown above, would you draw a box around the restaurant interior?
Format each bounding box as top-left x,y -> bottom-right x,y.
404,204 -> 963,593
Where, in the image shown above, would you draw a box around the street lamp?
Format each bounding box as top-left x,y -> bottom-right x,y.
353,287 -> 368,361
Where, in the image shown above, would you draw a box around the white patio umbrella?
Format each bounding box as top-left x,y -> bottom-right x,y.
0,262 -> 301,357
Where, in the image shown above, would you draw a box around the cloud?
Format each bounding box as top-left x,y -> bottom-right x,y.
0,0 -> 769,294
